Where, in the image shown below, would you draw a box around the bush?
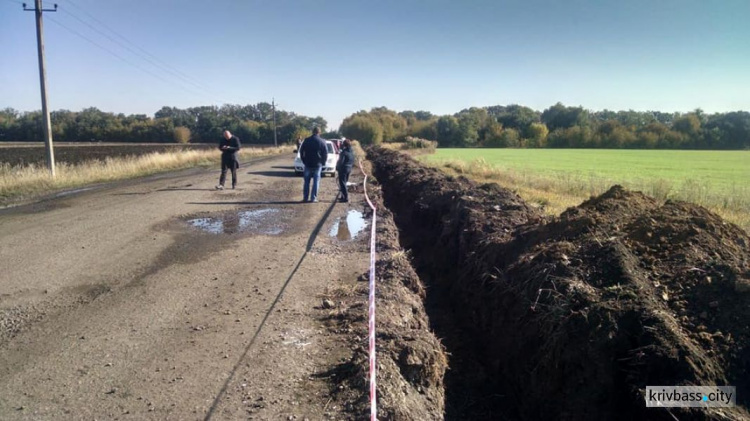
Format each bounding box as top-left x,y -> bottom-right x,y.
173,126 -> 191,143
403,136 -> 437,151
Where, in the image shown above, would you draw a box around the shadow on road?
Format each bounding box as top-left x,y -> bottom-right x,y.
247,170 -> 297,178
156,188 -> 216,192
203,197 -> 339,421
187,200 -> 307,206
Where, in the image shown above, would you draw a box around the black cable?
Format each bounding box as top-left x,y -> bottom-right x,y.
59,6 -> 216,97
46,15 -> 212,100
62,0 -> 239,103
65,0 -> 212,91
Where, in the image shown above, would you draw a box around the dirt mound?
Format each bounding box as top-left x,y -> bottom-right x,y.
369,147 -> 750,420
319,187 -> 448,420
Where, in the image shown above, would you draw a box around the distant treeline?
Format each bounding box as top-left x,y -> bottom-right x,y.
340,104 -> 750,149
0,104 -> 328,144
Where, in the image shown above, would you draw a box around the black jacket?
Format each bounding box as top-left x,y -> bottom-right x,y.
336,147 -> 355,172
300,135 -> 328,167
219,135 -> 241,163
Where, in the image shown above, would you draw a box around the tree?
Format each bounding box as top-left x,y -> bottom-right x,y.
672,114 -> 701,136
369,107 -> 407,142
526,122 -> 549,148
435,115 -> 460,147
487,104 -> 541,133
704,111 -> 750,149
541,103 -> 589,131
500,128 -> 520,147
481,121 -> 505,147
455,107 -> 487,147
340,115 -> 383,145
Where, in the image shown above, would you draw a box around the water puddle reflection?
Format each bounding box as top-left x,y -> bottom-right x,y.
329,210 -> 367,241
186,208 -> 285,235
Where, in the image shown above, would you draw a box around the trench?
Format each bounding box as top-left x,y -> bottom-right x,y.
369,157 -> 633,420
369,147 -> 750,421
374,175 -> 517,419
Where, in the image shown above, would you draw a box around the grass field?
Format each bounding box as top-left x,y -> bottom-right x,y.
422,149 -> 750,232
0,145 -> 293,206
0,143 -> 219,167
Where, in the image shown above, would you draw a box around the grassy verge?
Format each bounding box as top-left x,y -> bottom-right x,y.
427,157 -> 750,233
0,146 -> 293,205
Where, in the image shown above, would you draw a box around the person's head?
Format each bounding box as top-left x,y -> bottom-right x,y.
223,130 -> 232,139
343,139 -> 352,149
312,127 -> 320,135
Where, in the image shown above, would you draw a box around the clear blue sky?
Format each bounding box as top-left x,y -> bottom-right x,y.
2,0 -> 749,129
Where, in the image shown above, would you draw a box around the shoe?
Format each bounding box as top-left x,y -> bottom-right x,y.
215,185 -> 224,190
231,185 -> 236,190
311,199 -> 319,203
301,199 -> 308,203
338,199 -> 349,203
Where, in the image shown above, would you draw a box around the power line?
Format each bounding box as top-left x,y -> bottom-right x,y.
65,0 -> 213,93
46,15 -> 217,102
57,7 -> 219,100
62,0 -> 239,103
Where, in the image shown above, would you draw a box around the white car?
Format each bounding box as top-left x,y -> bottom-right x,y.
294,140 -> 339,177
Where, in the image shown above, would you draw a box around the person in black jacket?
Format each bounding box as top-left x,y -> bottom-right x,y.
336,139 -> 355,203
216,130 -> 241,190
299,127 -> 328,202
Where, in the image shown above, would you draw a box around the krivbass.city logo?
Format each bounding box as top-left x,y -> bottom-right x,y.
645,386 -> 736,408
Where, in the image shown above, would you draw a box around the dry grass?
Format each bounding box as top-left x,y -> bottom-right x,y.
436,158 -> 750,233
0,146 -> 293,205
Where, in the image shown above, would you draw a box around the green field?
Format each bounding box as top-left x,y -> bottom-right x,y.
421,149 -> 750,231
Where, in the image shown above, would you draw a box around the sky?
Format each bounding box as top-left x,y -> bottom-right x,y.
1,0 -> 749,130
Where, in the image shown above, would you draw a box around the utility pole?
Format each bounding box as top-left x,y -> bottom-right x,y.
23,1 -> 57,177
271,98 -> 277,147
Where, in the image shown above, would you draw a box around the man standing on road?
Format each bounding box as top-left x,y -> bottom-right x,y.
216,130 -> 241,190
336,139 -> 355,203
300,127 -> 328,202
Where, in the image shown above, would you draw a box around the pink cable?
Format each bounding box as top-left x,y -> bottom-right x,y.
359,159 -> 378,421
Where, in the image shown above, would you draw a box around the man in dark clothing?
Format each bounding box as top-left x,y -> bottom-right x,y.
216,130 -> 241,190
336,139 -> 355,203
299,127 -> 328,202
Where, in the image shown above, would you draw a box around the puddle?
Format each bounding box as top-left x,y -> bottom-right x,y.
186,208 -> 285,235
329,210 -> 367,241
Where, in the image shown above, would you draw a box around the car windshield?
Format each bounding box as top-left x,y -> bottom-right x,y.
327,144 -> 334,154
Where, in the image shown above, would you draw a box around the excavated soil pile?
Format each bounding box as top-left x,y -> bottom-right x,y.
369,146 -> 750,421
321,182 -> 447,420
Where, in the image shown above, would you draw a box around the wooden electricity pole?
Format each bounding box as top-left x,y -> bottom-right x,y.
272,98 -> 277,147
23,0 -> 57,177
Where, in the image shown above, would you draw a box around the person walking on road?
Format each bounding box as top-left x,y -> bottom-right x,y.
336,139 -> 355,203
300,127 -> 328,202
216,130 -> 241,190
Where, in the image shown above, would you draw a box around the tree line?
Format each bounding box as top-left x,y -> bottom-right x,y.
340,104 -> 750,149
0,103 -> 328,144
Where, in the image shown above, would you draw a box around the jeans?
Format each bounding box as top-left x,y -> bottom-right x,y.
303,165 -> 322,201
337,168 -> 351,201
